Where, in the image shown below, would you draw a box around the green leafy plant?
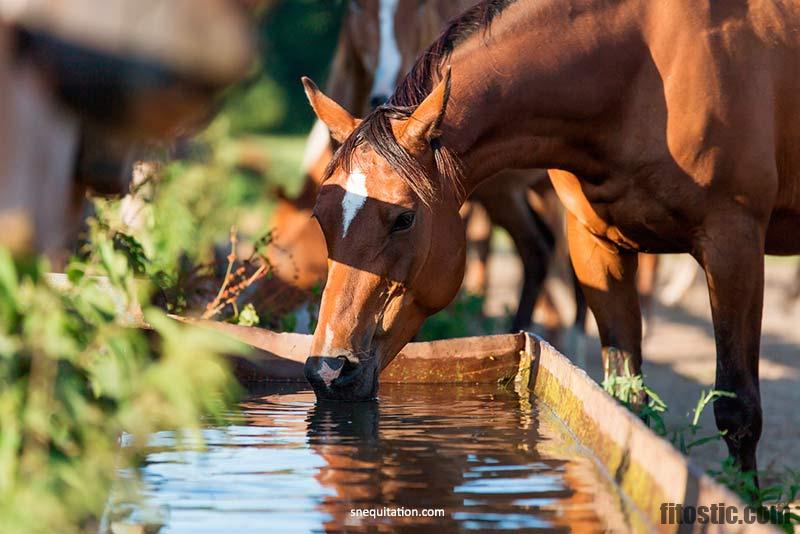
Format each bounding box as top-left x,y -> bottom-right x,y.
601,360 -> 667,434
601,360 -> 739,454
601,363 -> 740,456
602,367 -> 800,530
711,459 -> 800,532
0,236 -> 242,534
237,303 -> 261,327
668,389 -> 735,455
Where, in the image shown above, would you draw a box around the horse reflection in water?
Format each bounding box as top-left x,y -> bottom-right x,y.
241,385 -> 614,532
127,385 -> 625,531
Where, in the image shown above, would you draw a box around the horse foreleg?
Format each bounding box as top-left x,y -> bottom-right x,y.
696,215 -> 765,475
566,212 -> 642,385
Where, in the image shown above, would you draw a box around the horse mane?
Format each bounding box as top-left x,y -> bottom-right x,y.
325,0 -> 517,205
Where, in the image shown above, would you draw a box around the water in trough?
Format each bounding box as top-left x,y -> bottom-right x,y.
117,384 -> 633,532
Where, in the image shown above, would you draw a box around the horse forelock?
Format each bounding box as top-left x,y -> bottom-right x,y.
324,105 -> 463,206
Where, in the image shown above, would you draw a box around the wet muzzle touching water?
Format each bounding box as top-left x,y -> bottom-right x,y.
304,354 -> 378,401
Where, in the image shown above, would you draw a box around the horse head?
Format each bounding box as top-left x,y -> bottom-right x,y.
300,71 -> 465,401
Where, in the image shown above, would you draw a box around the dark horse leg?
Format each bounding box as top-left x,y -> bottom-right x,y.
695,213 -> 764,474
566,212 -> 643,383
477,185 -> 554,333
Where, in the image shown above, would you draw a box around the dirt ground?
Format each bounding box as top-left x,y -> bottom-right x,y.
484,250 -> 800,486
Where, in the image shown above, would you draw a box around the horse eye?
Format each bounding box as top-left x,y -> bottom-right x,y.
391,212 -> 415,233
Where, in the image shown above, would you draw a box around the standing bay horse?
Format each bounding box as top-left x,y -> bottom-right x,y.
302,0 -> 800,475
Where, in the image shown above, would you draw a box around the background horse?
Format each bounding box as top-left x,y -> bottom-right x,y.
302,0 -> 800,477
267,0 -> 584,342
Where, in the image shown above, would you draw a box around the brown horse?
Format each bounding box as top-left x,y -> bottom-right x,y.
302,0 -> 800,474
268,0 -> 567,335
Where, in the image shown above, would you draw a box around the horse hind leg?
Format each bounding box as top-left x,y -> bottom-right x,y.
461,201 -> 492,296
533,288 -> 565,347
659,255 -> 698,306
783,260 -> 800,310
695,213 -> 765,475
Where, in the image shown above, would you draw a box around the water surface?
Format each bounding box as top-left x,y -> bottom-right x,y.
124,384 -> 627,532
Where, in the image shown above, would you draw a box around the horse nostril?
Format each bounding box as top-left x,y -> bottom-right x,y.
304,356 -> 363,390
331,356 -> 363,387
369,95 -> 388,109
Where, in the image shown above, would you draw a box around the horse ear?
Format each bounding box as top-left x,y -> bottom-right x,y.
301,77 -> 360,143
395,66 -> 452,155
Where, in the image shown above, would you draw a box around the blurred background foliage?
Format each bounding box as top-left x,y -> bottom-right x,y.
138,0 -> 342,265
0,232 -> 242,534
224,0 -> 343,135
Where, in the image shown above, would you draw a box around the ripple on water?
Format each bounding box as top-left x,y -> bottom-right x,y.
116,384 -> 626,533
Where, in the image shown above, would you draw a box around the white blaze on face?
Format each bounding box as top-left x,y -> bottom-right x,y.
342,170 -> 368,237
370,0 -> 401,103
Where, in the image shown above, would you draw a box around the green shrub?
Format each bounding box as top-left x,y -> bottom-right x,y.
0,238 -> 242,534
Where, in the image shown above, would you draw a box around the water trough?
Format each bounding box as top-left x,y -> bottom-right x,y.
42,275 -> 777,531
191,320 -> 776,533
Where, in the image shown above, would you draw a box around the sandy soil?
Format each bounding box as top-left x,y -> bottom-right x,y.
484,251 -> 800,486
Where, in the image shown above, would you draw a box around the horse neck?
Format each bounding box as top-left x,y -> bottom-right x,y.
438,0 -> 646,193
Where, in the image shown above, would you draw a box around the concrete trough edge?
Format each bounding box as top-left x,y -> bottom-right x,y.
526,333 -> 777,533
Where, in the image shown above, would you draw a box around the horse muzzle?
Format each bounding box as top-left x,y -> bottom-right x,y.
304,354 -> 379,401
